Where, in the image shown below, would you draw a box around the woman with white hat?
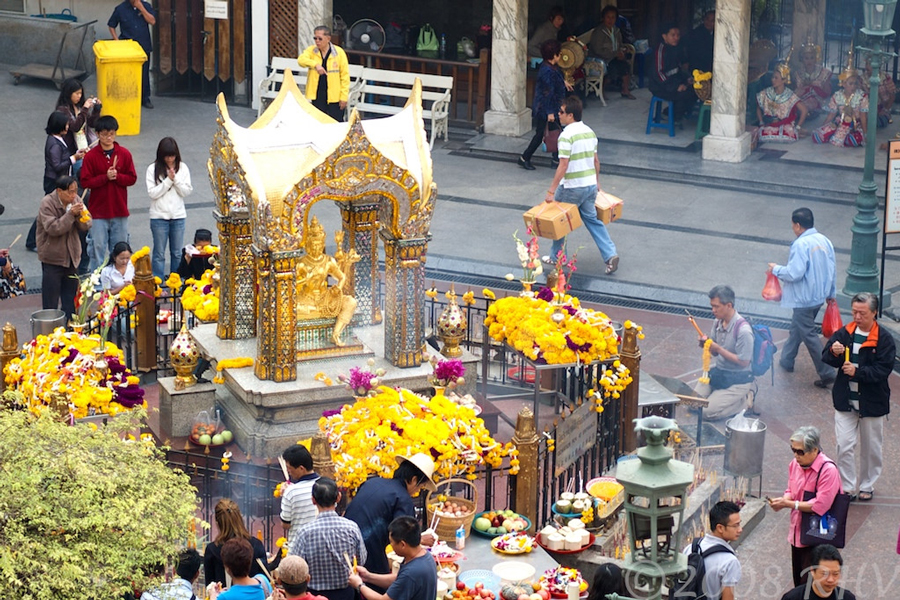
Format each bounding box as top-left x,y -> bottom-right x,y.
343,453 -> 437,590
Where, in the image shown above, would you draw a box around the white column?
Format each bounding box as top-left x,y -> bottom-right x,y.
251,0 -> 269,111
298,0 -> 332,55
483,0 -> 532,136
702,0 -> 752,162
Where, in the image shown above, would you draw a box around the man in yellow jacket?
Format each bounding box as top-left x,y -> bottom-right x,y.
298,26 -> 351,121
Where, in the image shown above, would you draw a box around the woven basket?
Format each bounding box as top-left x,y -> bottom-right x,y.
694,79 -> 712,102
426,478 -> 478,539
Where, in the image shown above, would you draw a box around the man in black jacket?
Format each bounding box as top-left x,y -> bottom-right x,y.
821,292 -> 894,502
648,23 -> 696,122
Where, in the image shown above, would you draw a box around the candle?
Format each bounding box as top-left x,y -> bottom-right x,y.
845,347 -> 850,363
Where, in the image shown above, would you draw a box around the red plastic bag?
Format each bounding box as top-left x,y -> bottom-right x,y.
762,272 -> 782,301
822,298 -> 843,338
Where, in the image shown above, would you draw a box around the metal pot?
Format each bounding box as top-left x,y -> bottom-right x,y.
724,417 -> 767,478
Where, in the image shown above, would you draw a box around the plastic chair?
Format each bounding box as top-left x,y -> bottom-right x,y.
583,59 -> 607,106
646,96 -> 676,136
695,101 -> 711,140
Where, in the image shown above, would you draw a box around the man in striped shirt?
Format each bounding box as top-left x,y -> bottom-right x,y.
822,292 -> 894,503
543,96 -> 619,275
281,444 -> 320,549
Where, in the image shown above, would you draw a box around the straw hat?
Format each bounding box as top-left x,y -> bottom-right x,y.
396,452 -> 437,492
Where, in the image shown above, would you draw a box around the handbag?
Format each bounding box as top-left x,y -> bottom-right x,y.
822,298 -> 843,338
543,122 -> 561,153
417,24 -> 439,52
799,461 -> 851,548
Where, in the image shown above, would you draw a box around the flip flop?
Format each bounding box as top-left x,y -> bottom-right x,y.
859,491 -> 874,501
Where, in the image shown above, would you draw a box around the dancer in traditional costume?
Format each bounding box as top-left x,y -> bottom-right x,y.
812,71 -> 868,147
757,61 -> 808,142
793,41 -> 833,114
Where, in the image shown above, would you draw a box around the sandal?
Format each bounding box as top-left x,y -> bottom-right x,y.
605,255 -> 619,275
859,491 -> 874,502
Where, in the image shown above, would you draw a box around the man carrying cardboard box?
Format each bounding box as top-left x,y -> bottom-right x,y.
542,96 -> 620,275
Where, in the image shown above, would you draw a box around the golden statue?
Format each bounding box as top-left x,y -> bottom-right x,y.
296,217 -> 361,346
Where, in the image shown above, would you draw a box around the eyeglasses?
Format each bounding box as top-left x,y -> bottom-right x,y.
313,36 -> 325,41
724,521 -> 742,529
558,110 -> 568,114
791,446 -> 807,456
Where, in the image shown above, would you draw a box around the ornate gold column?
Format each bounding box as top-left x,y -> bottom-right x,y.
336,199 -> 382,325
216,209 -> 257,340
1,323 -> 19,393
132,253 -> 156,371
381,234 -> 429,367
310,432 -> 336,481
511,407 -> 539,532
254,248 -> 298,382
619,326 -> 642,453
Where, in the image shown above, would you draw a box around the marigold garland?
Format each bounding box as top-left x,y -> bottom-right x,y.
699,338 -> 713,384
166,272 -> 182,290
182,269 -> 219,321
2,329 -> 146,418
130,246 -> 151,264
318,386 -> 509,491
118,284 -> 137,307
213,357 -> 254,384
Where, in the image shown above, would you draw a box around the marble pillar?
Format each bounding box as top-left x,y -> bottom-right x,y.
702,0 -> 753,163
298,0 -> 332,55
792,0 -> 826,64
483,0 -> 532,136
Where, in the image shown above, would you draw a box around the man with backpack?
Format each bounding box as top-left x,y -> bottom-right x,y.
767,207 -> 837,388
694,285 -> 759,420
672,501 -> 742,600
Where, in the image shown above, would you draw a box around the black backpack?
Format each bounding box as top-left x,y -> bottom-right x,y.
669,539 -> 735,600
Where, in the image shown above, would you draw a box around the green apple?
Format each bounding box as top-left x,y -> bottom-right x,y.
198,434 -> 211,445
221,430 -> 233,443
212,433 -> 224,445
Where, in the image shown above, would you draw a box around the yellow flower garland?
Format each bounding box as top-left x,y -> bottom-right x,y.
130,246 -> 150,264
182,269 -> 219,321
318,386 -> 509,491
118,284 -> 137,307
213,357 -> 254,384
699,338 -> 713,384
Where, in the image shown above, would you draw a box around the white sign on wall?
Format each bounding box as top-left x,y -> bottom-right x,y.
204,0 -> 228,19
885,141 -> 900,234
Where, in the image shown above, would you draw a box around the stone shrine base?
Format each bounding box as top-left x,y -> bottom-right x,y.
188,323 -> 478,457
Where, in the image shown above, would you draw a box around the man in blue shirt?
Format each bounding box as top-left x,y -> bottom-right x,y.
108,0 -> 157,109
768,207 -> 837,388
349,517 -> 437,600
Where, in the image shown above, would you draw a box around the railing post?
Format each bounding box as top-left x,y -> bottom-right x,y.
133,253 -> 156,371
1,323 -> 19,393
476,48 -> 489,128
311,432 -> 336,481
619,326 -> 642,453
512,406 -> 539,532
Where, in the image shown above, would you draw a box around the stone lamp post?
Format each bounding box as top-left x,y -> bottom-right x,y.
609,416 -> 694,600
843,0 -> 898,305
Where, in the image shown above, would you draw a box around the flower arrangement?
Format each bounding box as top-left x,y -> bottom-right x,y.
337,358 -> 386,397
72,264 -> 105,326
2,329 -> 145,418
692,69 -> 712,88
429,356 -> 465,388
485,294 -> 623,364
549,249 -> 579,298
595,360 -> 633,406
513,230 -> 542,283
181,269 -> 219,321
166,272 -> 182,291
318,386 -> 510,491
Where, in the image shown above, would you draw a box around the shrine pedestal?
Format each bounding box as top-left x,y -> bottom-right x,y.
189,323 -> 479,457
158,378 -> 218,438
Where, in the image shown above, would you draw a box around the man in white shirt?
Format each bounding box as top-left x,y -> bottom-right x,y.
543,96 -> 619,275
281,444 -> 320,550
685,501 -> 743,600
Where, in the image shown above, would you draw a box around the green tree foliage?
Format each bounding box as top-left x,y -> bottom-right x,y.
0,409 -> 198,598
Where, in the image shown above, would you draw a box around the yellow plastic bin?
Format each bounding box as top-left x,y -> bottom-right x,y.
94,40 -> 148,136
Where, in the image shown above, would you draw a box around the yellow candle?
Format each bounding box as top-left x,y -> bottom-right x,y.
845,347 -> 850,363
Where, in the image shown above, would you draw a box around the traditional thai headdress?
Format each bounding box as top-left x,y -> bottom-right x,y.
799,37 -> 821,63
308,216 -> 326,242
839,45 -> 857,87
775,47 -> 793,84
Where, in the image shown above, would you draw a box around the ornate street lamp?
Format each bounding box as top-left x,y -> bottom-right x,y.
843,0 -> 898,299
610,416 -> 693,600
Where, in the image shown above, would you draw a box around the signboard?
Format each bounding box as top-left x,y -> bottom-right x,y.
553,401 -> 598,477
204,0 -> 228,19
885,140 -> 900,233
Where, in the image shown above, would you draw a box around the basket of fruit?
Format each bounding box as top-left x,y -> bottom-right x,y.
426,478 -> 478,539
471,510 -> 532,538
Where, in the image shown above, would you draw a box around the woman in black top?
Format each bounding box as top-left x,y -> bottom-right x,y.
204,498 -> 269,586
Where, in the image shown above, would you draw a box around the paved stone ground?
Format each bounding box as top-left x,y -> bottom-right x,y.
2,67 -> 899,598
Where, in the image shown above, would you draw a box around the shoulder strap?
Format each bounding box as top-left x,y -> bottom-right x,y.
813,459 -> 838,487
731,317 -> 751,343
701,543 -> 735,557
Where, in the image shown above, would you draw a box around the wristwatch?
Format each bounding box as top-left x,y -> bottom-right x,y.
358,583 -> 366,595
794,500 -> 799,511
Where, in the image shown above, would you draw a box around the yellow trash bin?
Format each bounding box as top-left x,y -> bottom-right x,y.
94,40 -> 148,136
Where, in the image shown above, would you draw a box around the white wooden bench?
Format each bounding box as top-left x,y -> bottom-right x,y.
258,57 -> 365,117
348,69 -> 453,149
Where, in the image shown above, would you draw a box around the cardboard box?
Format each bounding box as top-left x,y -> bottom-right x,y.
523,202 -> 583,240
595,191 -> 623,224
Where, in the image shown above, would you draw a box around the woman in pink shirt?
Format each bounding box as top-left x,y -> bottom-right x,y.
767,426 -> 842,587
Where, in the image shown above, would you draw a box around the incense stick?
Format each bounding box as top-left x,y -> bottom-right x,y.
8,233 -> 21,249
